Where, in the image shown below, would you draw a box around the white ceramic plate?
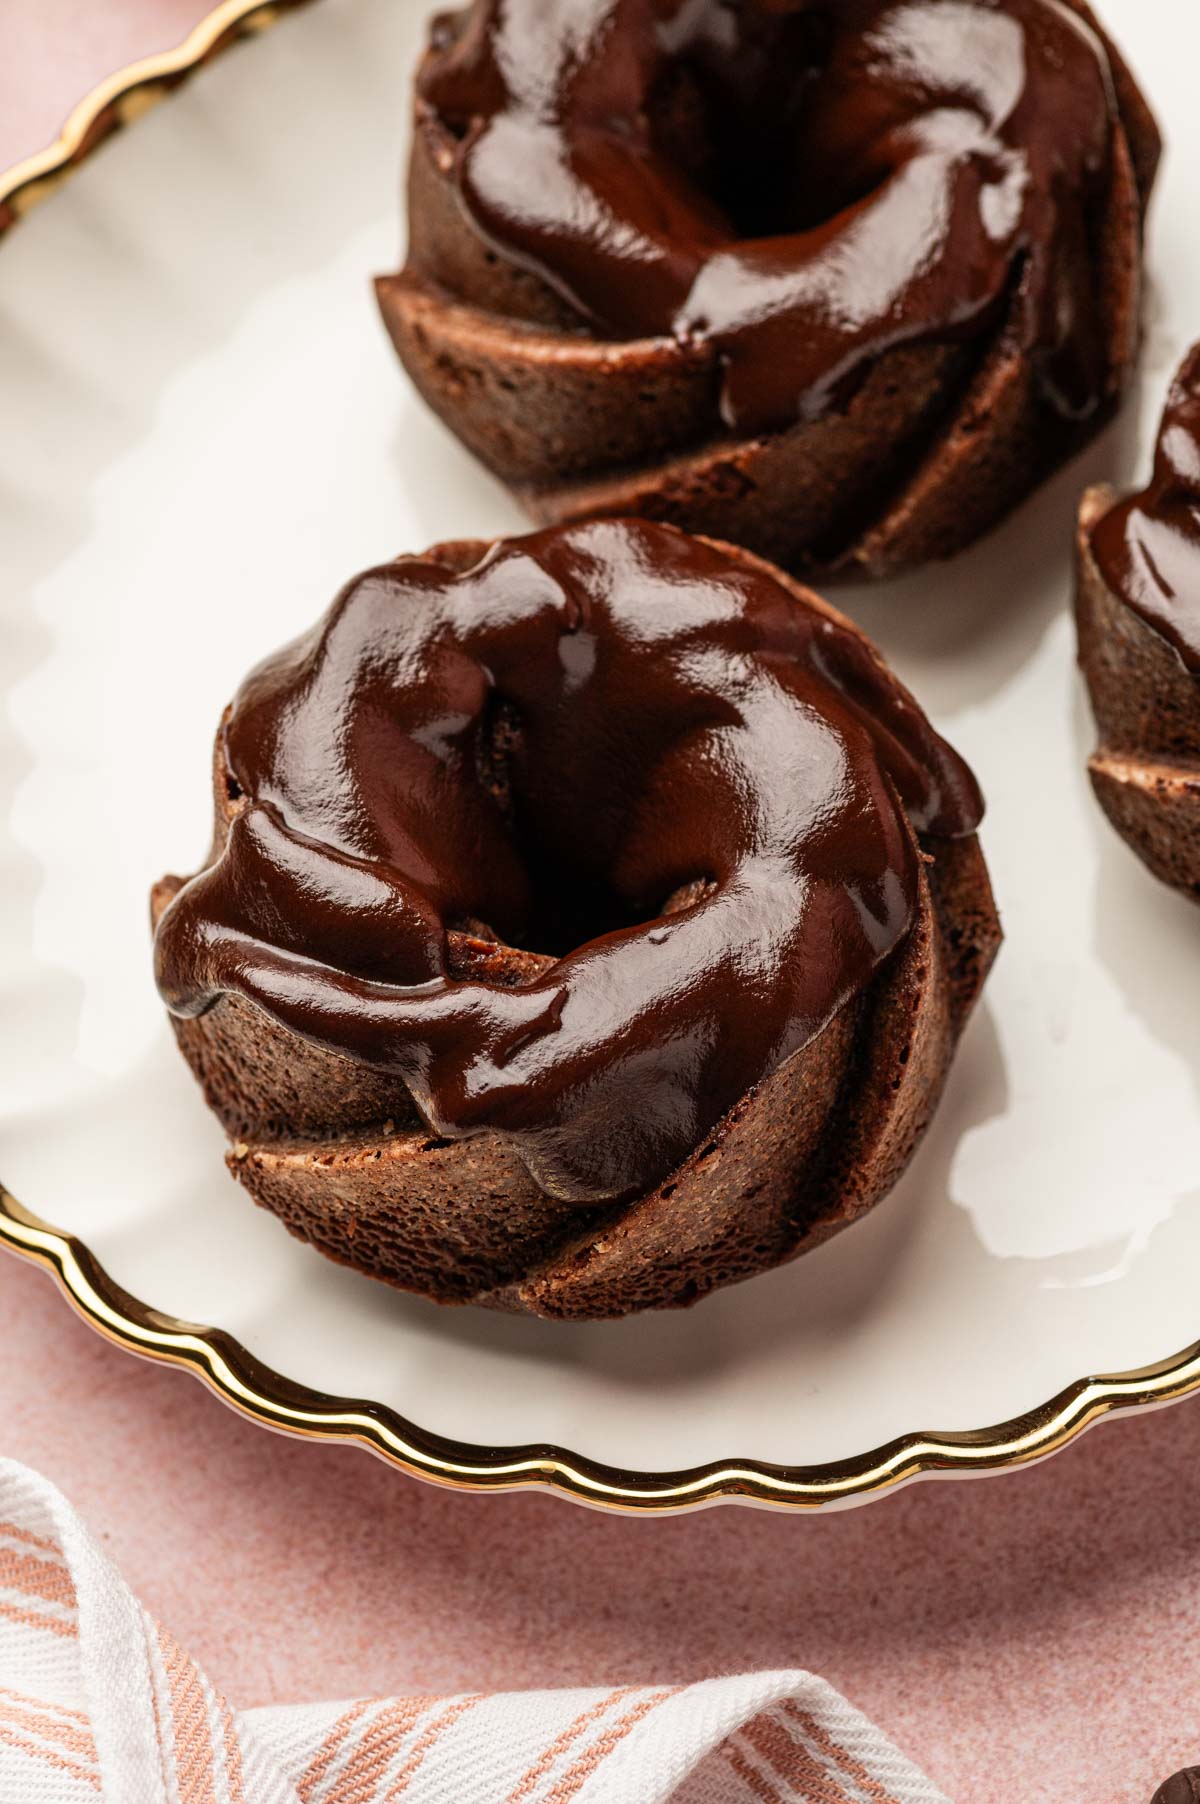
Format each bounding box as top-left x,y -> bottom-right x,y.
2,0 -> 1198,1511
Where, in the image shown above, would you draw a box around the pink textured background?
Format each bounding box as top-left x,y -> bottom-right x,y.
1,10 -> 1196,1804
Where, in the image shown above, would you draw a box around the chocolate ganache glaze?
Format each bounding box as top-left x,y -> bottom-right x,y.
418,0 -> 1119,435
1090,344 -> 1200,673
155,522 -> 982,1206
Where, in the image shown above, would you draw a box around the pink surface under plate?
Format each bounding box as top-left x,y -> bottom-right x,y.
3,9 -> 1198,1804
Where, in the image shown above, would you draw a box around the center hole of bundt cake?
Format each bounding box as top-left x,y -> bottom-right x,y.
648,4 -> 840,239
469,694 -> 711,961
501,845 -> 716,962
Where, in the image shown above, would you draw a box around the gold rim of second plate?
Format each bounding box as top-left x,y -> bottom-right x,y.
3,0 -> 1199,1512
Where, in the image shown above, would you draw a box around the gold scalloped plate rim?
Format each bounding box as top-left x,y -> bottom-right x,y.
4,0 -> 1200,1512
0,0 -> 317,236
6,1182 -> 1200,1512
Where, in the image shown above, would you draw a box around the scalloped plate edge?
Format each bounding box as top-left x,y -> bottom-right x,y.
0,0 -> 316,238
4,0 -> 1200,1512
4,1183 -> 1200,1511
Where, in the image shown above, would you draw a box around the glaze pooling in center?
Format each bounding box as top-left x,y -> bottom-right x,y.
419,0 -> 1118,432
154,522 -> 982,1203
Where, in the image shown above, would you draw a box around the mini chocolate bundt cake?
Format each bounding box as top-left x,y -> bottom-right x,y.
378,0 -> 1160,581
153,521 -> 1001,1319
1077,345 -> 1200,902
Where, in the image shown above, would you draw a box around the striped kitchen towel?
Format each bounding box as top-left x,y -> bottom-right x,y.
0,1457 -> 948,1804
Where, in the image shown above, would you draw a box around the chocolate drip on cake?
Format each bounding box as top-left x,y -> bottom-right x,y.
154,523 -> 1001,1317
1090,345 -> 1200,672
1076,345 -> 1200,903
378,0 -> 1160,579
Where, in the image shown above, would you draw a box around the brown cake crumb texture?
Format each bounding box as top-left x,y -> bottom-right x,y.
155,539 -> 1001,1321
1076,492 -> 1200,902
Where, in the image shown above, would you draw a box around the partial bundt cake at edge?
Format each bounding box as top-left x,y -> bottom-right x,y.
377,0 -> 1160,580
152,523 -> 1001,1321
1077,345 -> 1200,901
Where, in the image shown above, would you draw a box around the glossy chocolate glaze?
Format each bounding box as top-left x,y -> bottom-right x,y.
1090,345 -> 1200,674
417,0 -> 1118,433
155,522 -> 982,1203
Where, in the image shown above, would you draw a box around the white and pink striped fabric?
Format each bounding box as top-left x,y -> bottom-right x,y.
0,1457 -> 948,1804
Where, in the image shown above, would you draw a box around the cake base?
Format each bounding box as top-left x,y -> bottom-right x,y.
1076,489 -> 1200,904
